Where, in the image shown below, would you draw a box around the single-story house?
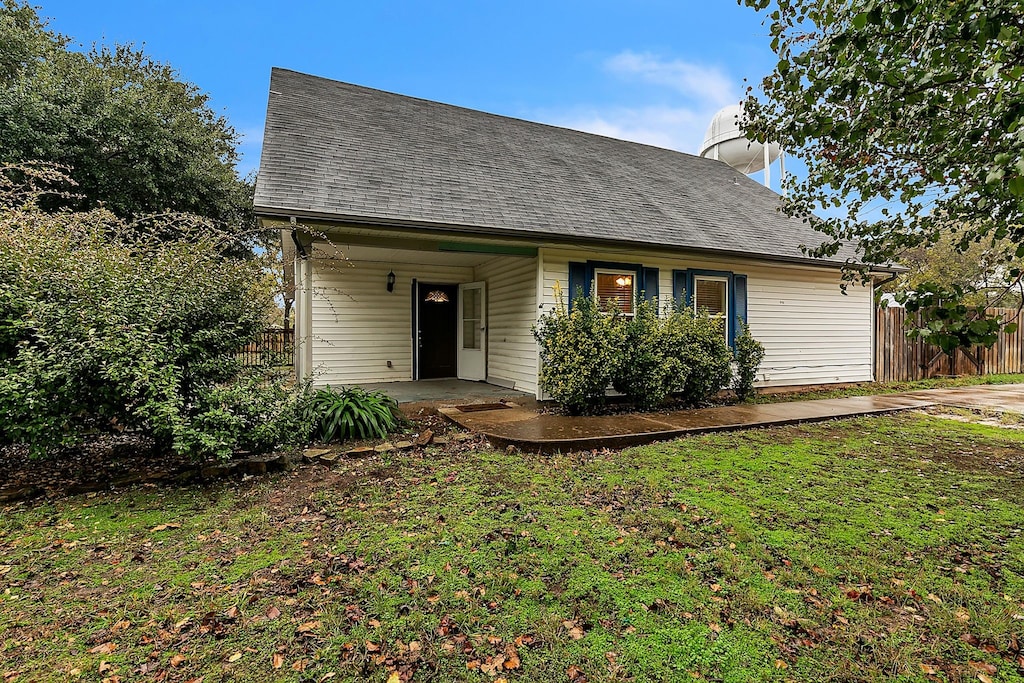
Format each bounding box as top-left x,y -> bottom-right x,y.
254,68 -> 894,398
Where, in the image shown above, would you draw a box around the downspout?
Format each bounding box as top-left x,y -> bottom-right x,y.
291,226 -> 309,260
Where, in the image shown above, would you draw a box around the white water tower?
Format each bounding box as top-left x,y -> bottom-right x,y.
699,103 -> 785,191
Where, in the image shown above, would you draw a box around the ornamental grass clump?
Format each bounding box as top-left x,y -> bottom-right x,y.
304,386 -> 400,442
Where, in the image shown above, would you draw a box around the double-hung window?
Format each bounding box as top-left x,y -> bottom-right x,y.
567,261 -> 658,316
594,269 -> 635,316
693,275 -> 729,338
673,269 -> 749,347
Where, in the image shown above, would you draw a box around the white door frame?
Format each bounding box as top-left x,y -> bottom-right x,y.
457,281 -> 487,381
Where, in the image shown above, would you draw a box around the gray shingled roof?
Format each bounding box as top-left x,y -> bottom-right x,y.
254,68 -> 859,267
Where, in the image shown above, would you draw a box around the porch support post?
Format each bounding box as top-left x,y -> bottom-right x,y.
292,217 -> 315,381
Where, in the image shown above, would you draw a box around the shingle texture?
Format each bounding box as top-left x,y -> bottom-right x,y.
255,68 -> 854,265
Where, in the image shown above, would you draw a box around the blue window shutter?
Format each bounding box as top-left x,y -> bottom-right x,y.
641,267 -> 659,304
568,261 -> 587,310
672,270 -> 686,309
731,274 -> 748,347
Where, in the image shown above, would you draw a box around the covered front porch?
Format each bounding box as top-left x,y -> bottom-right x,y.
292,225 -> 541,396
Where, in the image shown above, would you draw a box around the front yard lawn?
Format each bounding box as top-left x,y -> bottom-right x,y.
2,413 -> 1023,682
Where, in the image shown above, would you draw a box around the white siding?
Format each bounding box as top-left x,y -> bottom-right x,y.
303,242 -> 872,392
309,258 -> 474,386
540,246 -> 873,387
474,256 -> 538,394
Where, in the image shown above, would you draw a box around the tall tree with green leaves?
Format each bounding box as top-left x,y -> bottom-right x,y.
0,0 -> 251,232
741,0 -> 1024,356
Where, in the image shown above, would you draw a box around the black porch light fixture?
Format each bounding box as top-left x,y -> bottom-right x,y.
386,270 -> 396,292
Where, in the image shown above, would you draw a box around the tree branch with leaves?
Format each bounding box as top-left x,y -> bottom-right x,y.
741,0 -> 1024,360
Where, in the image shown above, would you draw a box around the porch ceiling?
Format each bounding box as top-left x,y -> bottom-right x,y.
322,243 -> 532,268
346,244 -> 486,267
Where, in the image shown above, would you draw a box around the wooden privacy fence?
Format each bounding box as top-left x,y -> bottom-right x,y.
239,327 -> 294,367
875,307 -> 1024,382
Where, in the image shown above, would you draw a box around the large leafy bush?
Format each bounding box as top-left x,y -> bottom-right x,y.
535,286 -> 755,413
533,286 -> 624,415
733,321 -> 766,402
667,306 -> 735,406
0,165 -> 307,459
305,386 -> 400,442
612,297 -> 687,410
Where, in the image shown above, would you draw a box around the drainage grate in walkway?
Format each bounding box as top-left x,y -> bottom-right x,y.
452,403 -> 513,413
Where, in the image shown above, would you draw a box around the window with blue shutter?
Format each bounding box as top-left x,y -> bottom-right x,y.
567,262 -> 588,310
674,268 -> 749,348
641,267 -> 659,304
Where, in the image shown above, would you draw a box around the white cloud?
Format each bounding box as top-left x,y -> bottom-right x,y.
605,50 -> 736,107
547,106 -> 708,153
536,51 -> 740,155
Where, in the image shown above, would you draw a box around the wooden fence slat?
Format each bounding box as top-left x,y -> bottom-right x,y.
875,307 -> 1024,381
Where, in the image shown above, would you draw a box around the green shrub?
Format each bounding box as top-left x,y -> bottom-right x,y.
178,372 -> 313,459
0,164 -> 306,459
733,321 -> 766,402
305,386 -> 400,442
665,305 -> 735,406
533,286 -> 624,415
533,285 -> 754,414
612,297 -> 687,410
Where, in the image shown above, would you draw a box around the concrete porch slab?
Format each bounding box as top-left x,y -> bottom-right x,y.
355,378 -> 532,405
438,384 -> 1024,453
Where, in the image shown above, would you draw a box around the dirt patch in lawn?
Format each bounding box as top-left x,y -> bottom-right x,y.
0,434 -> 187,497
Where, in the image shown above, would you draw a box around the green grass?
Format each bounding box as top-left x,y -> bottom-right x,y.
2,413 -> 1024,682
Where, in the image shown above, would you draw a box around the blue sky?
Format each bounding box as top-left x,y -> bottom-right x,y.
36,1 -> 780,183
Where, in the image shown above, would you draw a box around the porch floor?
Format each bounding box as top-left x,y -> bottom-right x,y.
356,379 -> 532,405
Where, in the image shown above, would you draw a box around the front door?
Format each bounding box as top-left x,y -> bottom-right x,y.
417,283 -> 458,379
458,282 -> 486,380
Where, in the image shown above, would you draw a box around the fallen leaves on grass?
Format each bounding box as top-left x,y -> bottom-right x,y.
562,620 -> 584,640
566,664 -> 587,681
296,621 -> 321,635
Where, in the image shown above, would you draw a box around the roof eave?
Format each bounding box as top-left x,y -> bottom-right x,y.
254,203 -> 883,272
260,202 -> 892,272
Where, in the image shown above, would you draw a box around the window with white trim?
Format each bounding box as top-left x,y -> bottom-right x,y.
693,276 -> 728,336
594,269 -> 635,315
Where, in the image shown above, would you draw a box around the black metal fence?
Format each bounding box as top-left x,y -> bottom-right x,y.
239,327 -> 294,367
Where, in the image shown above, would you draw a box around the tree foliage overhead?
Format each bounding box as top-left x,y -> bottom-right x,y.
892,227 -> 1024,308
740,0 -> 1024,271
0,164 -> 305,460
0,0 -> 250,227
741,0 -> 1024,359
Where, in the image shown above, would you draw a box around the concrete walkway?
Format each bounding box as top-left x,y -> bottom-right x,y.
438,384 -> 1024,453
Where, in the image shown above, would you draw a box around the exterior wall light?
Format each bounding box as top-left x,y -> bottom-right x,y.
387,270 -> 396,292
